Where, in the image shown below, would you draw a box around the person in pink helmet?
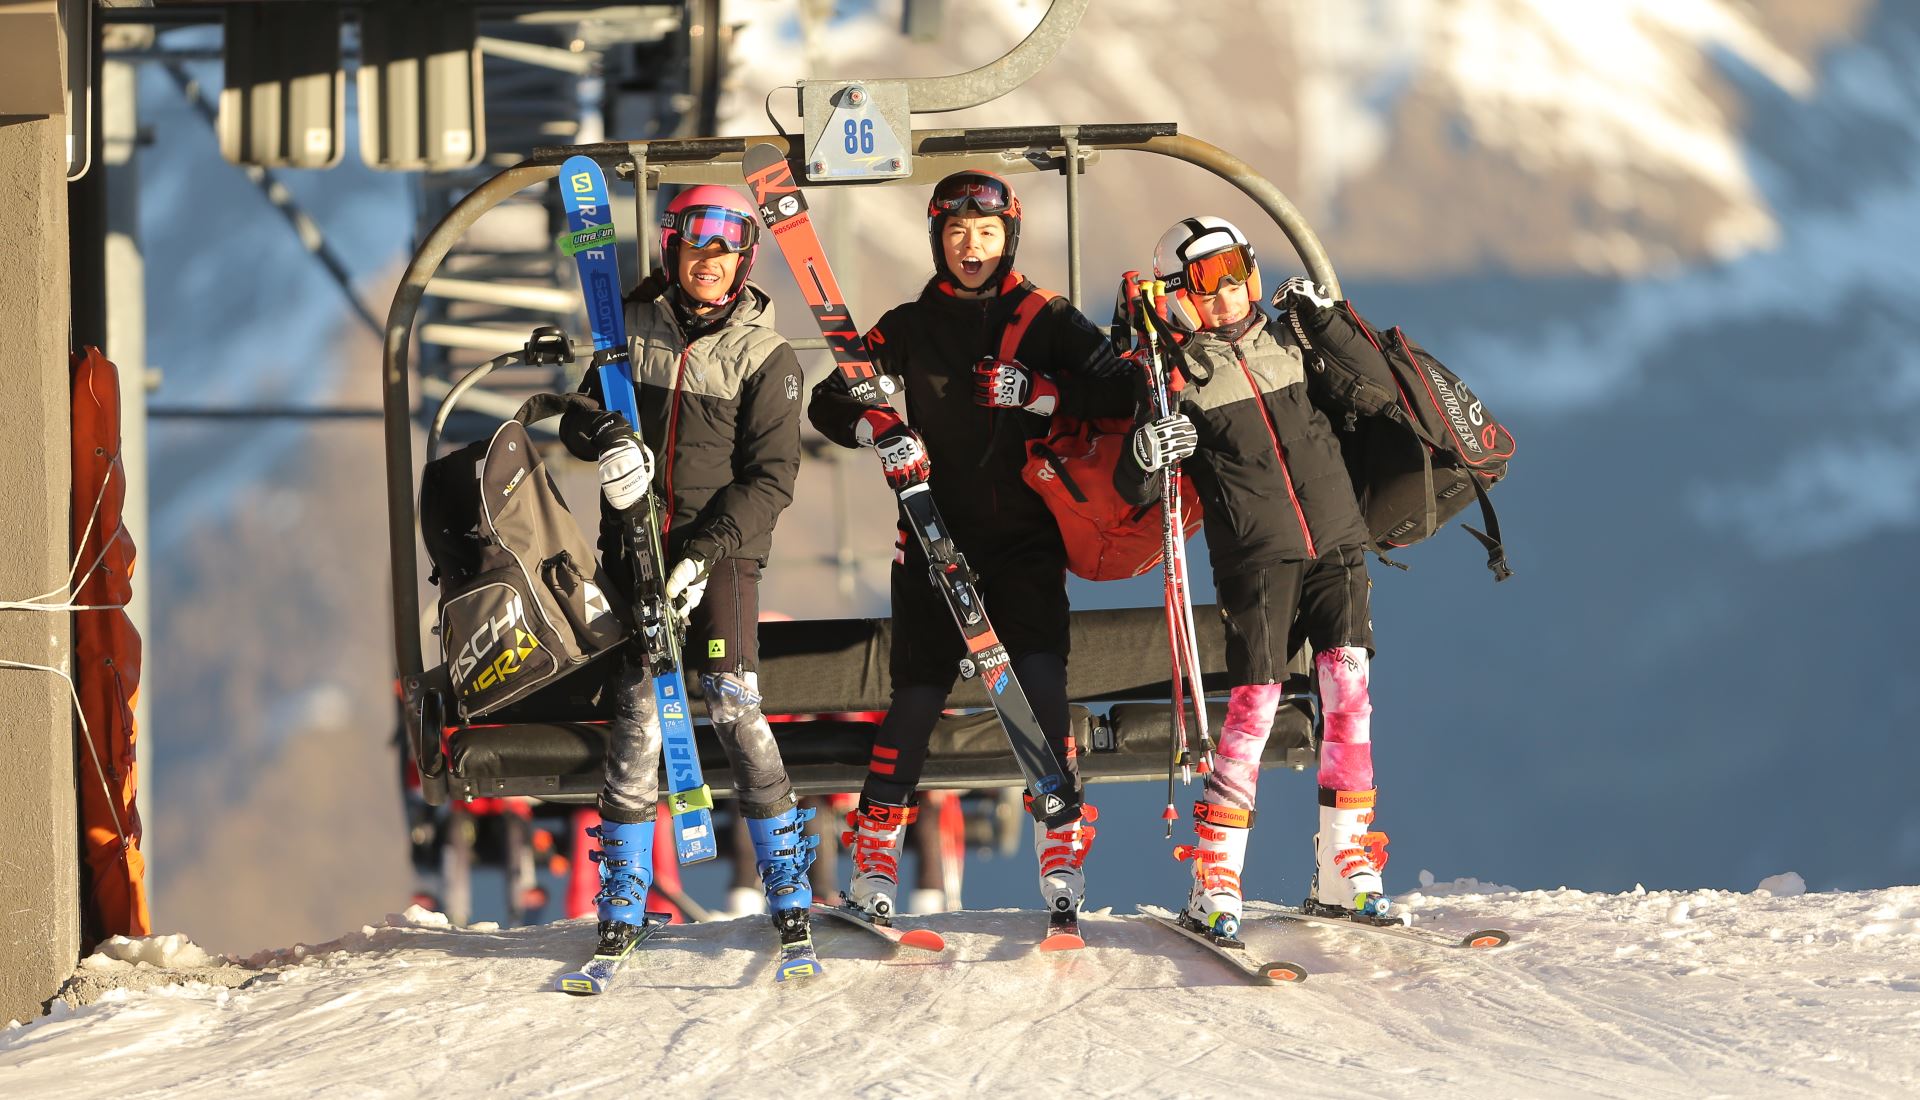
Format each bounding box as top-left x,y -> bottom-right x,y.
560,185 -> 816,960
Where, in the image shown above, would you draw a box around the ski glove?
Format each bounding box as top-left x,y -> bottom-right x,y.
854,408 -> 931,491
664,554 -> 710,625
1131,413 -> 1199,473
972,358 -> 1059,416
598,435 -> 655,512
1272,275 -> 1335,316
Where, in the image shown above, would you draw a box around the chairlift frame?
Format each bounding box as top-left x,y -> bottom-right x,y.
383,3 -> 1341,808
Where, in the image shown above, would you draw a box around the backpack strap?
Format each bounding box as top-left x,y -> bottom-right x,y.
998,287 -> 1058,364
513,390 -> 602,426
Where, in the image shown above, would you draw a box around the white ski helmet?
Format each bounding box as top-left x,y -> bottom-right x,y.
1153,216 -> 1261,329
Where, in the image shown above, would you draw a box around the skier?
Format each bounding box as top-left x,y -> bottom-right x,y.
560,184 -> 817,959
806,169 -> 1133,929
1115,216 -> 1395,938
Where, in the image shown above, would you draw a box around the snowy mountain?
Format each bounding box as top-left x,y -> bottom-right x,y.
9,884 -> 1920,1097
129,0 -> 1920,957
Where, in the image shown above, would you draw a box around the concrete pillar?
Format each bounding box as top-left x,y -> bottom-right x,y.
0,19 -> 81,1026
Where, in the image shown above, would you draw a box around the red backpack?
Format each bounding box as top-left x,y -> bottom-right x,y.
1013,289 -> 1203,580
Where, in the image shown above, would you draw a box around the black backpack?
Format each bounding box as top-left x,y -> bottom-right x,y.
419,393 -> 629,719
1292,304 -> 1515,581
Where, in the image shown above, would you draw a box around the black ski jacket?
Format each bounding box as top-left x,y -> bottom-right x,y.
1115,305 -> 1370,576
562,276 -> 804,568
807,274 -> 1134,557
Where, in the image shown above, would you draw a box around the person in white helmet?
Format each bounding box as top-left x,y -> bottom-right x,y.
1115,216 -> 1397,942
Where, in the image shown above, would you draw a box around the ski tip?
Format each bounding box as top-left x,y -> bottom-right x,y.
556,973 -> 604,996
1462,930 -> 1512,949
898,928 -> 947,953
775,957 -> 823,982
1038,933 -> 1085,953
1262,962 -> 1309,984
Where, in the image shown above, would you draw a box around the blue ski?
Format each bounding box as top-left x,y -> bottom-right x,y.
556,912 -> 673,995
775,940 -> 823,982
558,154 -> 717,865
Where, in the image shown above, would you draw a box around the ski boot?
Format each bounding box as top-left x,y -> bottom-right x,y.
589,817 -> 656,955
842,798 -> 917,925
750,801 -> 822,981
1174,801 -> 1252,946
1033,801 -> 1098,944
1306,787 -> 1393,921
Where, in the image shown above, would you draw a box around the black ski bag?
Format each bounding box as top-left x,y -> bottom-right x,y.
419,393 -> 629,720
1292,304 -> 1516,580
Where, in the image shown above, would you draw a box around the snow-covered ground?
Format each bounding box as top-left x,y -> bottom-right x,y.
8,880 -> 1918,1098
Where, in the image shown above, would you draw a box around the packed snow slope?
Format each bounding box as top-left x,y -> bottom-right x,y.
7,882 -> 1919,1098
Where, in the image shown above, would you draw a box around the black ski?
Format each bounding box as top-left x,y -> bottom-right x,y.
740,142 -> 1078,822
812,899 -> 947,953
1264,904 -> 1512,951
1142,909 -> 1309,984
1039,911 -> 1085,952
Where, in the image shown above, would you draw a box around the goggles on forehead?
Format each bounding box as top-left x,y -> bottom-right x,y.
1172,244 -> 1256,296
664,205 -> 758,252
928,173 -> 1016,218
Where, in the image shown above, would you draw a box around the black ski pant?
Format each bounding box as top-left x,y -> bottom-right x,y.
599,558 -> 796,823
861,535 -> 1079,816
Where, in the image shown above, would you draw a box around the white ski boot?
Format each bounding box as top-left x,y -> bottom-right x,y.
842,799 -> 916,924
1176,801 -> 1252,940
1308,787 -> 1392,919
1034,804 -> 1099,919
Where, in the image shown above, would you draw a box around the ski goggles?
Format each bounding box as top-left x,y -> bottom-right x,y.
928,172 -> 1016,218
663,205 -> 758,252
1173,244 -> 1256,296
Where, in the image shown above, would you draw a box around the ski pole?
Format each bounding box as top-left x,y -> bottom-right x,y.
1138,279 -> 1213,774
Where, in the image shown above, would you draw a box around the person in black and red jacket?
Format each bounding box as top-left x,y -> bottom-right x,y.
807,170 -> 1133,926
1115,215 -> 1404,943
559,185 -> 816,959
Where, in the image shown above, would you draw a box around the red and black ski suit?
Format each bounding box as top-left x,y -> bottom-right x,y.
807,273 -> 1135,810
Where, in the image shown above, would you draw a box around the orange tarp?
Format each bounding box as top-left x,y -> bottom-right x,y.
70,346 -> 151,942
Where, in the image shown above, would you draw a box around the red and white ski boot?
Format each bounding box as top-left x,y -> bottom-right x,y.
1306,787 -> 1393,920
1034,804 -> 1098,948
1175,800 -> 1252,943
842,798 -> 916,925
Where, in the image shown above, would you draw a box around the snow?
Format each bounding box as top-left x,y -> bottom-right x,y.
8,884 -> 1920,1097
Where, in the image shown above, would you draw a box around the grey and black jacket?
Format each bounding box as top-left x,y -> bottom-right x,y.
562,275 -> 803,569
1115,306 -> 1370,577
807,273 -> 1134,558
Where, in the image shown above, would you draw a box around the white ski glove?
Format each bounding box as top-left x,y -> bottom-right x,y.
1272,275 -> 1334,314
1132,413 -> 1199,473
598,436 -> 654,511
664,555 -> 710,625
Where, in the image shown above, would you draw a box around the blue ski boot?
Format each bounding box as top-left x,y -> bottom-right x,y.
590,818 -> 656,953
748,803 -> 821,980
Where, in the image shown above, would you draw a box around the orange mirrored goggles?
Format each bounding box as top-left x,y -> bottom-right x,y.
1177,245 -> 1255,296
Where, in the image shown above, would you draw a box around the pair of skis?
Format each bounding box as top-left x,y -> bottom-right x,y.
1117,275 -> 1214,827
738,143 -> 1081,824
557,902 -> 1507,994
557,155 -> 717,866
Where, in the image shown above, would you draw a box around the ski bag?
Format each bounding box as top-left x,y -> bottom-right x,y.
419,393 -> 629,720
1292,303 -> 1515,580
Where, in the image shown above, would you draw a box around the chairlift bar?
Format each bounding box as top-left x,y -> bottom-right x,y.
387,128 -> 1340,686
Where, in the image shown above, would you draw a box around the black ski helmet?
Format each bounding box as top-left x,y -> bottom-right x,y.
927,170 -> 1022,287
